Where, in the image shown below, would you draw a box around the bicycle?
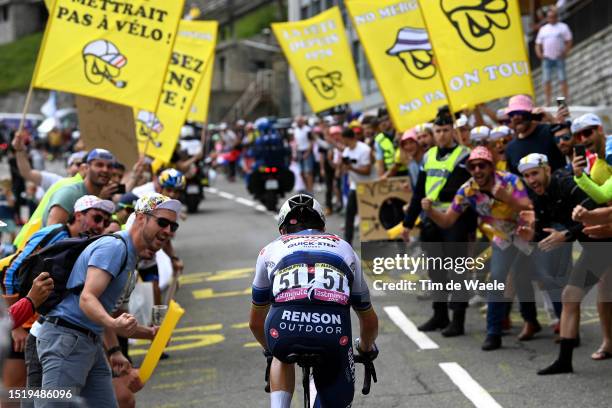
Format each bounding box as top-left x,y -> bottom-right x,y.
263,339 -> 378,408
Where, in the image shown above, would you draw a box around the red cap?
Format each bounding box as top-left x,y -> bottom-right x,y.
467,146 -> 493,163
329,126 -> 343,135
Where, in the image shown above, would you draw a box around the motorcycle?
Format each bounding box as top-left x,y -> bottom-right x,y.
248,164 -> 294,211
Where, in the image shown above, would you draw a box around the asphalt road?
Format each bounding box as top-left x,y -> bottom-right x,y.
129,176 -> 612,408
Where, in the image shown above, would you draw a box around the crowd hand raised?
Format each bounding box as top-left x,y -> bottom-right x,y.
538,228 -> 567,252
517,210 -> 536,241
555,106 -> 570,122
113,313 -> 138,337
171,257 -> 184,277
572,154 -> 587,178
27,272 -> 54,308
572,205 -> 589,222
11,130 -> 27,151
125,368 -> 145,393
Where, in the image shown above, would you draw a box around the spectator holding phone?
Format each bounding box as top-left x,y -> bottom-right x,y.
572,114 -> 612,204
341,128 -> 375,246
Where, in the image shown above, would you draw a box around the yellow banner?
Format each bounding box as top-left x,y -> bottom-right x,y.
418,0 -> 533,111
187,23 -> 218,123
33,0 -> 185,112
272,7 -> 362,113
135,20 -> 217,162
346,0 -> 447,131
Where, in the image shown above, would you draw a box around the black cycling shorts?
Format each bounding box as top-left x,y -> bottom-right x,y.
265,304 -> 355,408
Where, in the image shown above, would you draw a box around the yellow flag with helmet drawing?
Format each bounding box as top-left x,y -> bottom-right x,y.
187,23 -> 218,123
417,0 -> 534,111
346,0 -> 448,131
33,0 -> 185,112
272,7 -> 362,113
135,20 -> 218,163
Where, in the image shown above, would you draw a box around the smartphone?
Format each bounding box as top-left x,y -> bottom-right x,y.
114,184 -> 126,194
342,157 -> 350,164
574,144 -> 586,158
556,97 -> 567,109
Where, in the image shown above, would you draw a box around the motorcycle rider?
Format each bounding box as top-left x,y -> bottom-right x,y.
249,194 -> 379,408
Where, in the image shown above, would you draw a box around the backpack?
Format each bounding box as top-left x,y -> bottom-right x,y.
16,233 -> 128,315
1,225 -> 67,295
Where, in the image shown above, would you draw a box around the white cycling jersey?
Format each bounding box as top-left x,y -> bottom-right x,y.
252,229 -> 371,312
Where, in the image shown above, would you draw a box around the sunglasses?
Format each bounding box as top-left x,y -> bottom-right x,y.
91,214 -> 110,228
575,127 -> 596,139
146,213 -> 179,232
508,111 -> 529,119
554,133 -> 572,143
467,162 -> 490,171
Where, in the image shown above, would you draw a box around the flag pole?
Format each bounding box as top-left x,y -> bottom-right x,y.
17,82 -> 35,134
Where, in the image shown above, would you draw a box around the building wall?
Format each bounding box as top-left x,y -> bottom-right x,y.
0,2 -> 45,45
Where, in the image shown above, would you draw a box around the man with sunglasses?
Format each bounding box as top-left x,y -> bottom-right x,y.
2,195 -> 114,398
133,169 -> 186,305
504,95 -> 565,175
572,113 -> 612,203
549,121 -> 575,177
35,193 -> 180,408
422,147 -> 537,350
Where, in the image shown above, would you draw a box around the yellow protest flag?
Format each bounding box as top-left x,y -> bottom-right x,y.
33,0 -> 185,112
346,0 -> 447,131
187,23 -> 219,123
135,20 -> 218,162
417,0 -> 533,111
272,7 -> 362,113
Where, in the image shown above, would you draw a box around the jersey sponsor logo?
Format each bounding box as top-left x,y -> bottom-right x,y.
278,310 -> 343,335
339,336 -> 349,346
280,234 -> 341,245
270,328 -> 279,339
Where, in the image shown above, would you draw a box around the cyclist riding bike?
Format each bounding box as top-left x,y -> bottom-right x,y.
249,194 -> 379,408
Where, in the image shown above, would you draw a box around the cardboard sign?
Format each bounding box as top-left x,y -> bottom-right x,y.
76,95 -> 139,168
356,177 -> 412,242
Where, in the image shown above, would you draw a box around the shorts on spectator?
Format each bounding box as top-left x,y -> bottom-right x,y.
542,58 -> 567,83
297,150 -> 315,174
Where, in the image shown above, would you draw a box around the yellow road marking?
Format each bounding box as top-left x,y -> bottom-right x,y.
174,324 -> 223,333
179,267 -> 254,285
231,322 -> 250,329
243,342 -> 260,348
130,334 -> 225,356
192,287 -> 250,300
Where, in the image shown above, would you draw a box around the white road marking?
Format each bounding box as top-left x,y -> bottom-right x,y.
439,362 -> 503,408
235,197 -> 255,207
255,205 -> 267,212
218,191 -> 235,200
206,187 -> 218,194
383,306 -> 439,350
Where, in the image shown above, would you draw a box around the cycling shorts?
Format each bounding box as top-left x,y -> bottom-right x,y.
265,304 -> 355,408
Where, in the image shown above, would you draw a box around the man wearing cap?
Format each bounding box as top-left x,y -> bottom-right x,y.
469,126 -> 491,147
454,115 -> 471,147
423,146 -> 537,350
547,120 -> 575,177
35,193 -> 180,408
373,109 -> 397,177
504,95 -> 565,175
414,123 -> 435,152
402,107 -> 476,337
3,195 -> 114,397
572,113 -> 612,204
43,149 -> 117,228
107,192 -> 139,232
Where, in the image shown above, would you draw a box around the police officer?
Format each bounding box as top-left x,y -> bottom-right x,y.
374,108 -> 397,177
401,106 -> 476,337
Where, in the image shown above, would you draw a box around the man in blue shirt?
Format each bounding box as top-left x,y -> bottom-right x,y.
35,193 -> 181,408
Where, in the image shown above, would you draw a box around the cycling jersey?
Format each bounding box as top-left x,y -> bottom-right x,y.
251,229 -> 371,312
253,229 -> 369,408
